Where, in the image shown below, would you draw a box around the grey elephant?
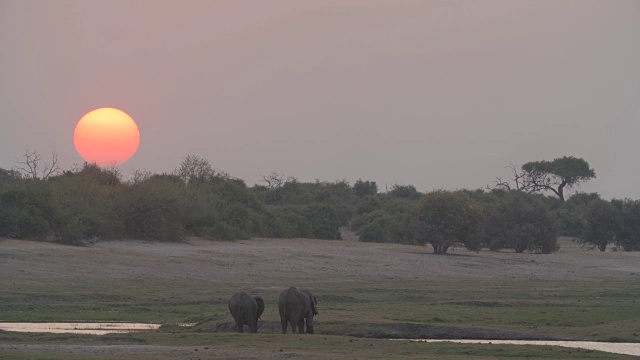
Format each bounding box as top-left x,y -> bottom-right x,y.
278,287 -> 318,334
228,292 -> 265,333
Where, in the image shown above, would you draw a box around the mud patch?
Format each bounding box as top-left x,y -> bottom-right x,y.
212,321 -> 559,341
324,323 -> 561,341
449,301 -> 513,307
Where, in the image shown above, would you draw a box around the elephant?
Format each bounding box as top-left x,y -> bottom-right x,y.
228,292 -> 265,333
278,287 -> 318,334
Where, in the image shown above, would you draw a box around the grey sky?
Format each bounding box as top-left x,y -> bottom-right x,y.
1,0 -> 639,199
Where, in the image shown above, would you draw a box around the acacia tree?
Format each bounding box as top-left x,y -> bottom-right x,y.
521,156 -> 595,202
413,190 -> 484,254
493,156 -> 595,202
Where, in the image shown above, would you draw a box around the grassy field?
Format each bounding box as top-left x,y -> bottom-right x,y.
1,236 -> 639,359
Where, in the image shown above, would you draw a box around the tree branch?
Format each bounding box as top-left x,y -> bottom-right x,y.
14,150 -> 61,180
260,172 -> 286,189
490,163 -> 528,192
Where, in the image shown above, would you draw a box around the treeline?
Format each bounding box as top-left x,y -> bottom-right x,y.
351,188 -> 640,253
0,156 -> 354,245
1,154 -> 639,253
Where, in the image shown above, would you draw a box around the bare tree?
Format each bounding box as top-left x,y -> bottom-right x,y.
14,150 -> 61,180
489,163 -> 528,191
260,172 -> 286,189
129,169 -> 153,184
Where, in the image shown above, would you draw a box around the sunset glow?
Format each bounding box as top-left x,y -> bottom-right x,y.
73,108 -> 140,166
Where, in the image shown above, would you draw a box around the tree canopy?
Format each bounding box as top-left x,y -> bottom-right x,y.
353,179 -> 378,198
484,191 -> 558,253
583,198 -> 619,251
413,190 -> 484,254
494,156 -> 595,202
521,156 -> 595,202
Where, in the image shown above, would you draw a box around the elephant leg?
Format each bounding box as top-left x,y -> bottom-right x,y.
290,319 -> 299,334
281,318 -> 288,334
236,321 -> 244,333
297,319 -> 305,334
305,314 -> 314,334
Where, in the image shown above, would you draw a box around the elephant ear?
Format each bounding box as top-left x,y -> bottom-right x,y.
310,294 -> 318,316
255,296 -> 265,319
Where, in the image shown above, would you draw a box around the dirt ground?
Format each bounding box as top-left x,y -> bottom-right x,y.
1,235 -> 638,287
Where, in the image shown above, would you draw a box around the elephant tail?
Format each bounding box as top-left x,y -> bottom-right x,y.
310,295 -> 318,316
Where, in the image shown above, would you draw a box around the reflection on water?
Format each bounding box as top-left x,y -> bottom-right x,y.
0,322 -> 161,335
414,339 -> 640,357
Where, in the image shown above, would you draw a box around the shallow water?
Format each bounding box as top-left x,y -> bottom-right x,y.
0,322 -> 161,335
414,339 -> 640,357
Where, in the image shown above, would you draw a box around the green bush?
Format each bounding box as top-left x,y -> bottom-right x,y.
116,176 -> 186,241
583,198 -> 620,252
351,194 -> 418,244
353,179 -> 377,198
413,190 -> 485,254
359,222 -> 385,242
354,195 -> 380,216
614,199 -> 640,251
388,184 -> 422,200
308,203 -> 342,240
270,205 -> 314,238
552,192 -> 600,237
0,181 -> 52,240
484,191 -> 559,253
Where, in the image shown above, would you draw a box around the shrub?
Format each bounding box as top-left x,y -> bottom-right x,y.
0,181 -> 52,240
412,190 -> 484,254
582,199 -> 620,251
388,184 -> 422,200
485,191 -> 559,253
614,199 -> 640,251
353,179 -> 377,198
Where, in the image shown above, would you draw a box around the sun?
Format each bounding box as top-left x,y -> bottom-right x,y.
74,107 -> 140,167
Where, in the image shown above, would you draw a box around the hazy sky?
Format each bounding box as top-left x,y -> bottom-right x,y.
1,0 -> 639,199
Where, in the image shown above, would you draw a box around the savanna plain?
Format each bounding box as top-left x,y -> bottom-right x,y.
1,233 -> 639,359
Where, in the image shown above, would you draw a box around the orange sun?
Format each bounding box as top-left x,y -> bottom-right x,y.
74,107 -> 140,167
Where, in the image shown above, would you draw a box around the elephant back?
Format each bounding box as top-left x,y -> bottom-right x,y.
229,292 -> 255,318
279,287 -> 315,317
229,292 -> 252,307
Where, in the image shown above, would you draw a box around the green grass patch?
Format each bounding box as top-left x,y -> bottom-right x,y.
2,280 -> 639,341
